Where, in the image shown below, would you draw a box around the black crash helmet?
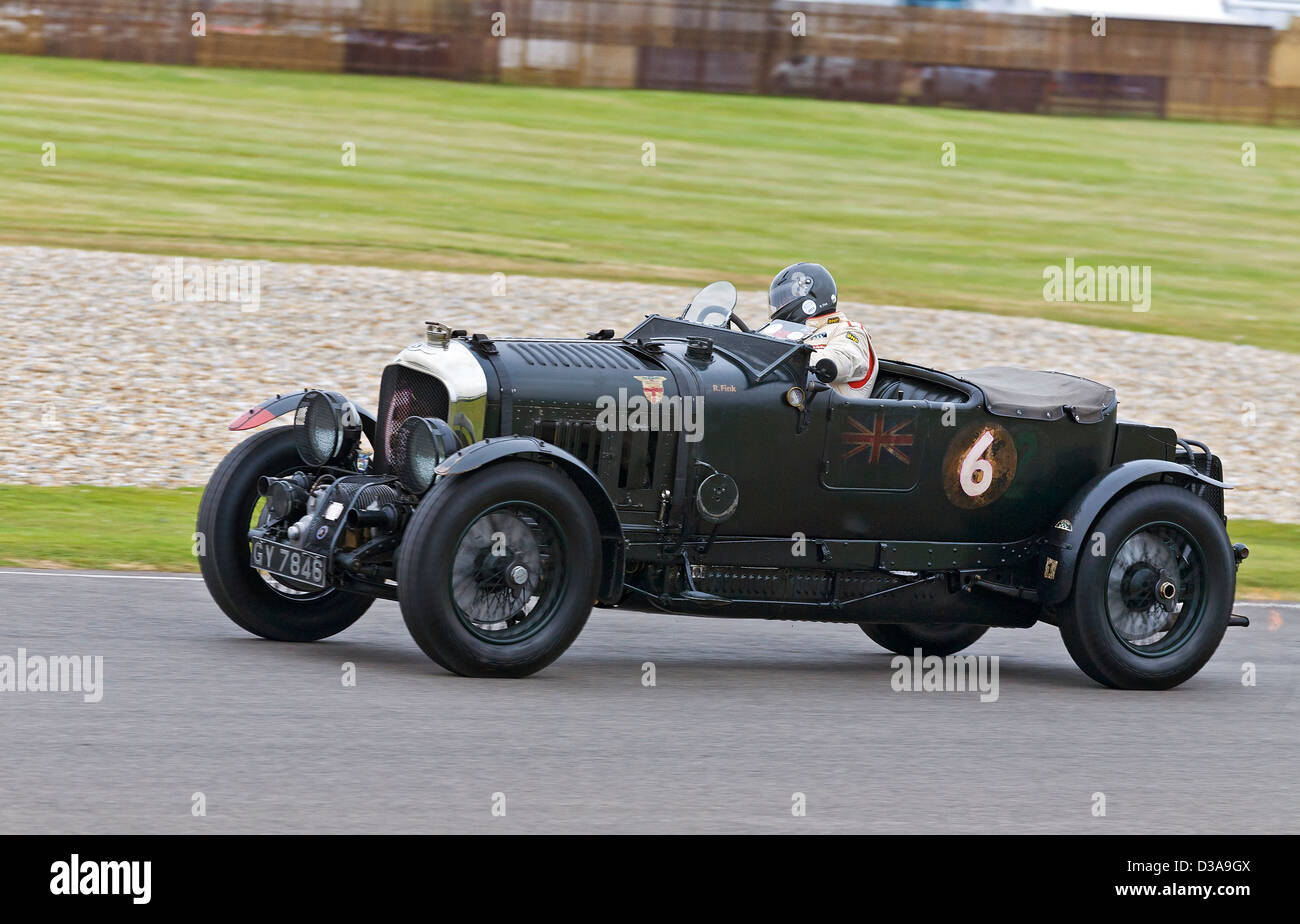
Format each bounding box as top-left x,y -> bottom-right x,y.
768,262 -> 838,322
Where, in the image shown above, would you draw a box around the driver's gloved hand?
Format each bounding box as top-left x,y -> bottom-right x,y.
813,358 -> 838,383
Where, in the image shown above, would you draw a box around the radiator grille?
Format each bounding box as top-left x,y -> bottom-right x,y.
375,365 -> 449,473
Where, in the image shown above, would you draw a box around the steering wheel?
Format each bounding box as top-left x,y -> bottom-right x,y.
728,312 -> 752,333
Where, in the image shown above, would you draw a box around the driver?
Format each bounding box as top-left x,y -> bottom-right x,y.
767,263 -> 877,398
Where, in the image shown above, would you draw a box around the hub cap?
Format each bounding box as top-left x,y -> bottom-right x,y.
1105,523 -> 1206,654
450,503 -> 565,643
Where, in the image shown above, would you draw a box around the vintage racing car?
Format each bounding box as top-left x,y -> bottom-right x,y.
198,282 -> 1249,688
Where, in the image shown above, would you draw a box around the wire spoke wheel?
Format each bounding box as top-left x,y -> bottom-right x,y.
1105,523 -> 1206,655
1059,485 -> 1234,689
397,461 -> 600,678
449,502 -> 566,643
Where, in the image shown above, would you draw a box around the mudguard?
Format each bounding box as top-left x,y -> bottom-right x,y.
228,392 -> 377,443
435,436 -> 626,604
1038,458 -> 1233,606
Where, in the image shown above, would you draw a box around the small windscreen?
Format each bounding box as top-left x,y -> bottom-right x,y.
680,281 -> 736,327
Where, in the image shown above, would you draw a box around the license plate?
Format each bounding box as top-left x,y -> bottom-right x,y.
250,539 -> 327,588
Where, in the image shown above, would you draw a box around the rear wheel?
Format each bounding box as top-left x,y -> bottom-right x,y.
860,622 -> 988,657
1058,485 -> 1233,689
197,427 -> 372,641
397,461 -> 600,677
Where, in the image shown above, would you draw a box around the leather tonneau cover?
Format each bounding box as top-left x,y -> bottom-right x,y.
952,366 -> 1116,423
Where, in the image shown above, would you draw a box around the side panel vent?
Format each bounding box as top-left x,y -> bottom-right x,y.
520,408 -> 676,510
615,429 -> 662,490
504,341 -> 643,370
534,418 -> 601,471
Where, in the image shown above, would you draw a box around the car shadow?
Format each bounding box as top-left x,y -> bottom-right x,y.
209,633 -> 1097,691
556,650 -> 1098,690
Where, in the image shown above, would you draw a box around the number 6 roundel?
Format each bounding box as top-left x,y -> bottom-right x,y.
941,421 -> 1018,508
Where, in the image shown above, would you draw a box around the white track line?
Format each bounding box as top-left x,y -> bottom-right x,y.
0,571 -> 202,582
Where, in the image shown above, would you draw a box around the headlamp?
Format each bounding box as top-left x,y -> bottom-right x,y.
392,416 -> 459,494
294,391 -> 362,466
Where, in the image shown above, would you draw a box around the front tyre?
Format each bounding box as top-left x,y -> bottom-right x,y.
1058,485 -> 1233,690
860,622 -> 988,657
397,461 -> 600,678
197,427 -> 372,641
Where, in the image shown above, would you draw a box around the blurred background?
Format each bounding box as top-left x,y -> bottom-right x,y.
3,0 -> 1300,121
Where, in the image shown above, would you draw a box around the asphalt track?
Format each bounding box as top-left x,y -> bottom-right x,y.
0,569 -> 1295,834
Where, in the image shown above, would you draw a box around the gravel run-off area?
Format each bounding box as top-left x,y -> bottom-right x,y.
3,246 -> 1295,523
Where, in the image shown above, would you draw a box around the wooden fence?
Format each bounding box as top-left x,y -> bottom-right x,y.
2,0 -> 1298,124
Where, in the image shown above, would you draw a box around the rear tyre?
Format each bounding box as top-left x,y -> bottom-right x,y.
197,427 -> 372,641
1058,485 -> 1233,690
397,461 -> 600,678
860,622 -> 988,657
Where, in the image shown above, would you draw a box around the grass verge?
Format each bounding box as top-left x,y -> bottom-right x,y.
0,485 -> 203,573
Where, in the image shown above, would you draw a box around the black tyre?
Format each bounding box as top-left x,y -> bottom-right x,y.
197,427 -> 372,641
1058,485 -> 1233,690
397,461 -> 599,678
860,622 -> 989,657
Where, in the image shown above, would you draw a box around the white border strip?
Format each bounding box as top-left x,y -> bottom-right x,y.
0,571 -> 202,582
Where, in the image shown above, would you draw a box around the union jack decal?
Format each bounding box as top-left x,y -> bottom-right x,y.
842,413 -> 913,464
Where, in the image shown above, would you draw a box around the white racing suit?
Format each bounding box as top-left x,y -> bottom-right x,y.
804,312 -> 878,399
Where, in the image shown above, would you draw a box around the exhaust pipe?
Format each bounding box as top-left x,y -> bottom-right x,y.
346,504 -> 404,532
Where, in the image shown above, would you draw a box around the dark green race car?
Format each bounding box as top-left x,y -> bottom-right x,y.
199,281 -> 1249,688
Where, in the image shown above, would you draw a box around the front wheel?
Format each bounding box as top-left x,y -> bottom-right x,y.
860,622 -> 988,657
197,427 -> 372,641
397,461 -> 600,677
1058,485 -> 1234,690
